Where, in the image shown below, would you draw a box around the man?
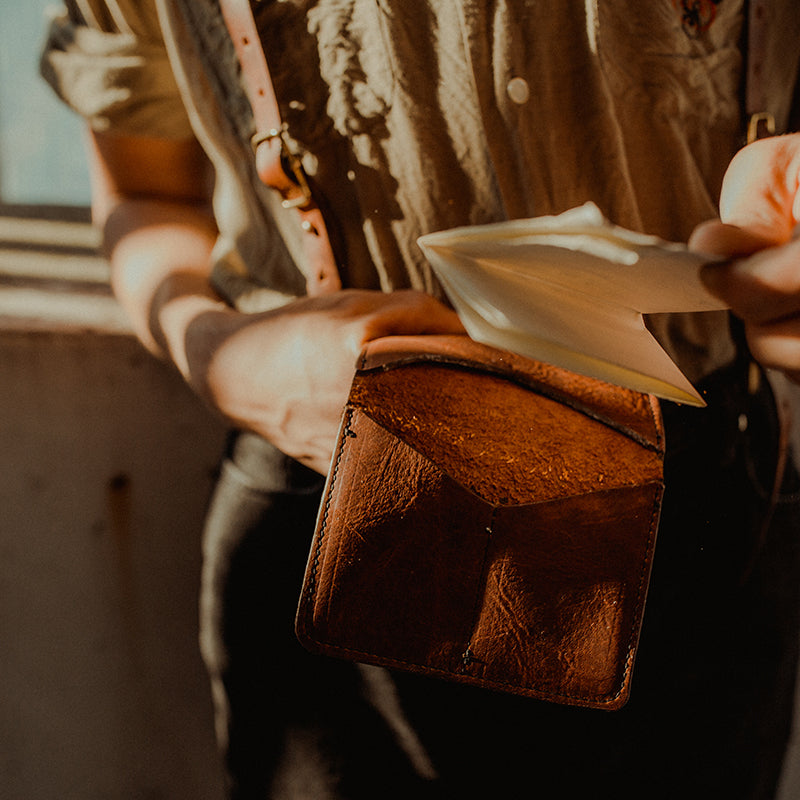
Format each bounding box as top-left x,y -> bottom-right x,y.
42,1 -> 800,797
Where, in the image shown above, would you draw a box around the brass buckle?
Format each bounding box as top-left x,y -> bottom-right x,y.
251,124 -> 314,209
747,112 -> 776,145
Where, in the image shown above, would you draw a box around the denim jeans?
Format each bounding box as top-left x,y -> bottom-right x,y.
199,358 -> 800,800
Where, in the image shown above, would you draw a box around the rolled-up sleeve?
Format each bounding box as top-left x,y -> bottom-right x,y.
40,0 -> 194,139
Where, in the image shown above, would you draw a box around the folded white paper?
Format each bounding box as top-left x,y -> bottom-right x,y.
418,203 -> 728,406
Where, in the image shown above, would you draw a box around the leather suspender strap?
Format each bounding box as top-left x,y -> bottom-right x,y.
745,0 -> 776,143
218,0 -> 341,295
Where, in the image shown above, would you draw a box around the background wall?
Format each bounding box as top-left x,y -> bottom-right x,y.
0,204 -> 227,799
0,4 -> 229,794
0,276 -> 228,798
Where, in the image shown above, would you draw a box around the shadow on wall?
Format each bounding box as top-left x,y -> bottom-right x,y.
0,327 -> 227,800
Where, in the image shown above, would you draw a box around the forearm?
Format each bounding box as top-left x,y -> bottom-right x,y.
85,133 -> 464,472
87,128 -> 231,381
101,196 -> 230,382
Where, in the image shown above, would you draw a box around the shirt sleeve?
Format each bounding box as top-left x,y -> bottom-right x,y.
39,0 -> 195,139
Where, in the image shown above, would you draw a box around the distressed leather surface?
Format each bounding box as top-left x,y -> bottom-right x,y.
296,335 -> 665,710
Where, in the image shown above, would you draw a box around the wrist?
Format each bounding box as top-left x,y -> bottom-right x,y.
155,278 -> 235,387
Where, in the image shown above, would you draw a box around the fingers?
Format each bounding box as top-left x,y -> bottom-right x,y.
688,219 -> 779,258
699,238 -> 800,323
742,316 -> 800,383
716,134 -> 800,245
689,135 -> 800,384
698,236 -> 800,381
359,289 -> 466,341
689,135 -> 800,260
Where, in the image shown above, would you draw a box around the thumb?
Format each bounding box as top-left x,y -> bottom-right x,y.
717,134 -> 800,245
688,218 -> 776,258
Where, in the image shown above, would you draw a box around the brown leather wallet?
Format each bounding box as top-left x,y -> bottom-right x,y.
296,335 -> 665,710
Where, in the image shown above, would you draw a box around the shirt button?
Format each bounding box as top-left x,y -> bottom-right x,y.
506,77 -> 530,105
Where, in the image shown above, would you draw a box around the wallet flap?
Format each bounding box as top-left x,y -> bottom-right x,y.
349,341 -> 663,507
358,335 -> 664,449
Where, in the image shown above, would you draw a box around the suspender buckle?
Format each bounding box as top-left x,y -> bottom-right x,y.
747,112 -> 776,145
250,124 -> 314,209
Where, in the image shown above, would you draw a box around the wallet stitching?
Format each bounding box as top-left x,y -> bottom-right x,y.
301,405 -> 355,610
645,393 -> 665,453
297,640 -> 624,708
612,480 -> 662,703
